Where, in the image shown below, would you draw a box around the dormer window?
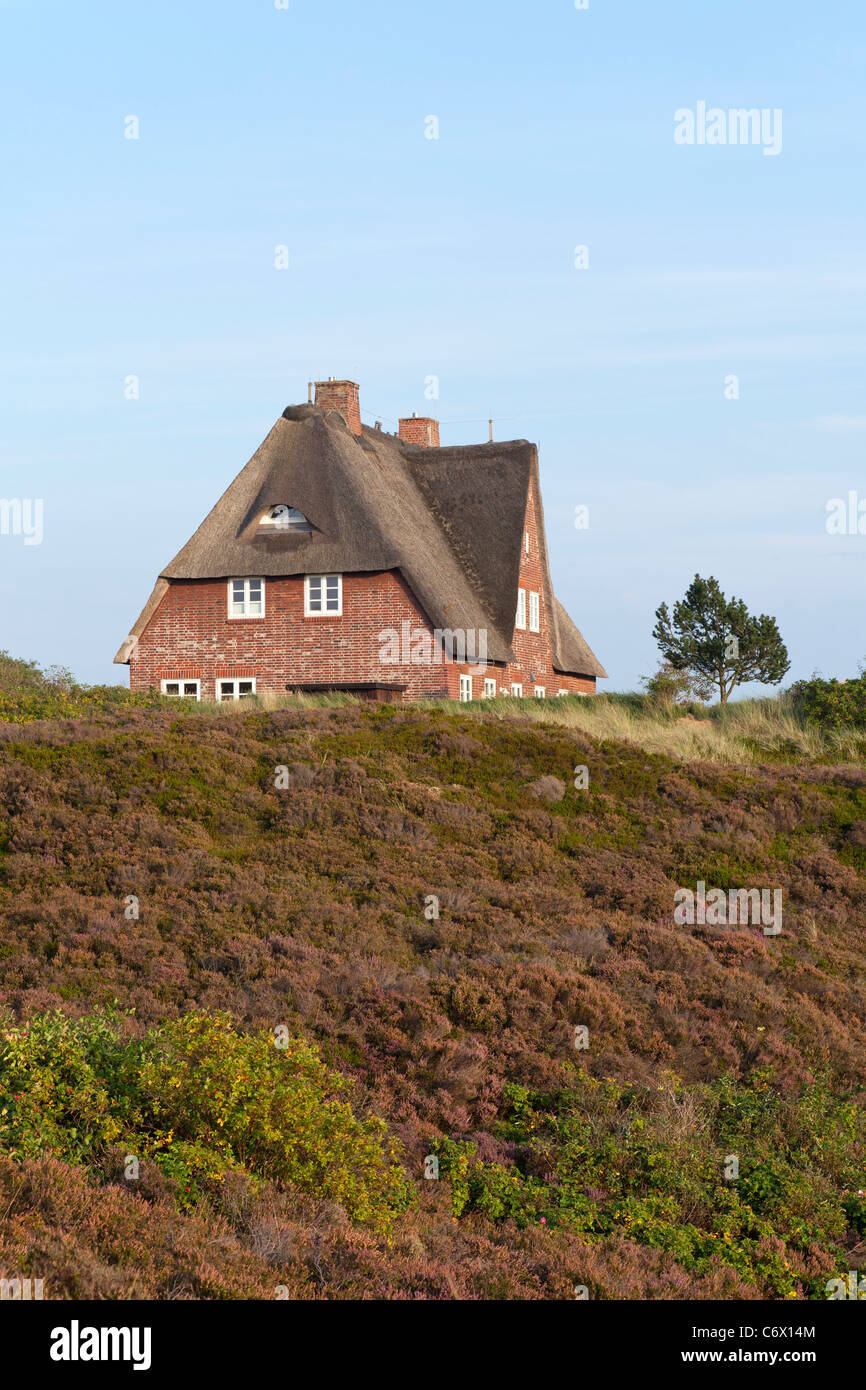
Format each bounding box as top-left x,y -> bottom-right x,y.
260,505 -> 312,532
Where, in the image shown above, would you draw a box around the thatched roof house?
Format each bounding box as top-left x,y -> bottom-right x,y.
116,380 -> 605,703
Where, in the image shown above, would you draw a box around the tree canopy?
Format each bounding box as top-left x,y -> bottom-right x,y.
652,575 -> 790,705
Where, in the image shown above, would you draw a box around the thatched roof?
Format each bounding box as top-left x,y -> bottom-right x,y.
116,403 -> 606,679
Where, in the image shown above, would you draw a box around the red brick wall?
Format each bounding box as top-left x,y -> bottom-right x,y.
130,571 -> 458,700
475,476 -> 596,699
129,561 -> 596,703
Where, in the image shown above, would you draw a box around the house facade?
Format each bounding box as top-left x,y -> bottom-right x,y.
115,380 -> 606,702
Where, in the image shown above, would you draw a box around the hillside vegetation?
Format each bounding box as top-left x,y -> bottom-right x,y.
0,656 -> 864,1298
3,650 -> 866,765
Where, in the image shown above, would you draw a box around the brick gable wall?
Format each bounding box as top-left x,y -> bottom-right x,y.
487,475 -> 595,698
131,571 -> 454,699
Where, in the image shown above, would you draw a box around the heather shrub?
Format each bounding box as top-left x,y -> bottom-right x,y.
2,696 -> 866,1297
442,976 -> 507,1033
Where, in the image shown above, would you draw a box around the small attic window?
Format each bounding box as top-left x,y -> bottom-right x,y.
260,505 -> 312,532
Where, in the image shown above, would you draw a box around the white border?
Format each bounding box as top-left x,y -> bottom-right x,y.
227,578 -> 266,619
515,588 -> 526,630
216,677 -> 258,702
161,678 -> 201,700
305,574 -> 343,617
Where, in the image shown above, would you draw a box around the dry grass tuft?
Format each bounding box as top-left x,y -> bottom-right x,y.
433,692 -> 866,766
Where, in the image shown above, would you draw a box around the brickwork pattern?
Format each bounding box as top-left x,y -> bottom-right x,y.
312,380 -> 361,436
398,416 -> 440,447
129,555 -> 596,703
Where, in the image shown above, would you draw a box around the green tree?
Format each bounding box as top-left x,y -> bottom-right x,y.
652,575 -> 790,705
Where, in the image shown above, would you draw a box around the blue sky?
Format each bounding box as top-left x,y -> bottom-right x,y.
2,0 -> 864,693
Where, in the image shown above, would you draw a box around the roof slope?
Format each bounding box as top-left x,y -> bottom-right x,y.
116,404 -> 606,678
551,599 -> 607,679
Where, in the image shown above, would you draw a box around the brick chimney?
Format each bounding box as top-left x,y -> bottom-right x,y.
314,378 -> 362,435
398,413 -> 440,447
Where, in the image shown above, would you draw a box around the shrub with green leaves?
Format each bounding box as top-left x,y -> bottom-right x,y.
789,673 -> 866,729
0,1007 -> 142,1162
434,1072 -> 866,1298
136,1012 -> 413,1227
0,1008 -> 412,1231
0,650 -> 159,724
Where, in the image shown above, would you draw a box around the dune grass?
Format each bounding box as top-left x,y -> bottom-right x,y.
432,691 -> 866,766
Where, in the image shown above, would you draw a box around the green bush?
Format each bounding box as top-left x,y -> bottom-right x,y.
434,1073 -> 865,1297
789,673 -> 866,729
136,1012 -> 413,1227
0,650 -> 158,724
640,661 -> 713,707
0,1007 -> 141,1163
0,1008 -> 412,1231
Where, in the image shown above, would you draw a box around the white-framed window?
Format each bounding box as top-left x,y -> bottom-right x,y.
305,574 -> 342,616
510,682 -> 523,698
515,588 -> 526,630
228,578 -> 265,618
260,505 -> 312,532
529,591 -> 540,632
557,689 -> 570,697
459,674 -> 472,702
217,678 -> 257,702
483,678 -> 497,698
534,686 -> 546,699
161,679 -> 201,700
